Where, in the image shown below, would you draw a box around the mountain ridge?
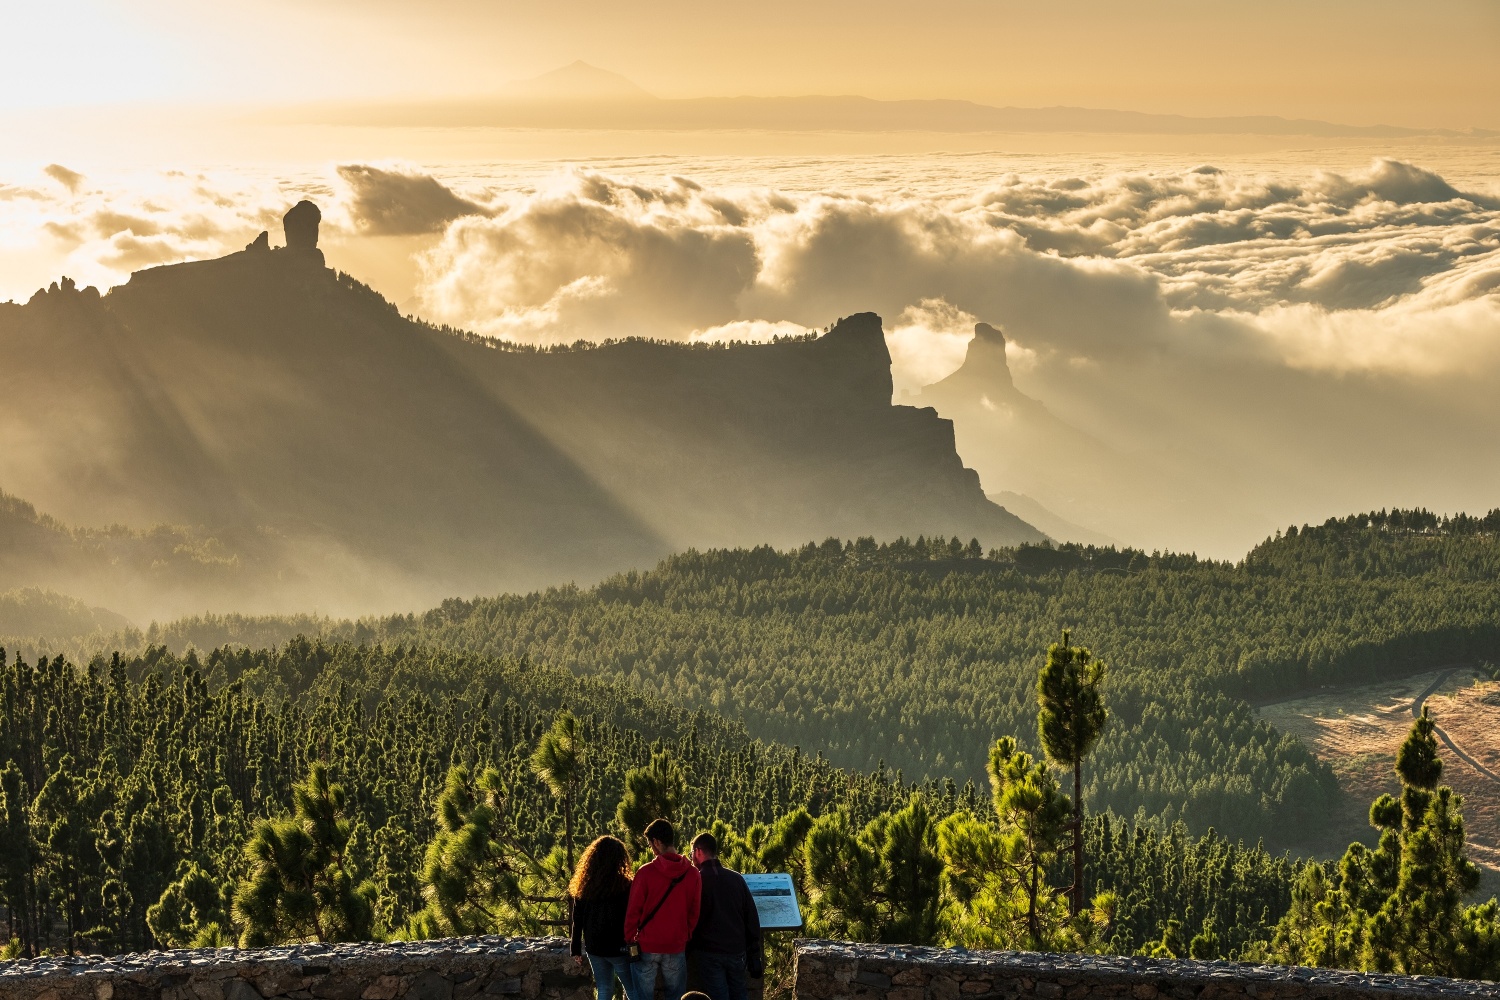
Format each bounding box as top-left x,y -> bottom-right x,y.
0,210 -> 1041,619
269,64 -> 1496,137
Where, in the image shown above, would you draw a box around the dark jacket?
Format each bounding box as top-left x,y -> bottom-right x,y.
570,885 -> 632,958
688,859 -> 763,970
625,851 -> 702,954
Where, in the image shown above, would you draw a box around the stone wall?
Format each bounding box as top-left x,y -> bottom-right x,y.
792,941 -> 1496,1000
3,938 -> 1495,1000
0,938 -> 593,1000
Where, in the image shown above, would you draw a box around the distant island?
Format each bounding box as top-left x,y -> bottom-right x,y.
270,61 -> 1498,138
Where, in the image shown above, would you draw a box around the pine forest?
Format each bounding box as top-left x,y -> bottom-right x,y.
2,511 -> 1499,981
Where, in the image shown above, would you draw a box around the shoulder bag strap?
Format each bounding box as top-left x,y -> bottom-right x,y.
636,871 -> 689,937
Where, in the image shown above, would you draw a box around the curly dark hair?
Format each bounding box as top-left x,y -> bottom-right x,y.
568,835 -> 633,901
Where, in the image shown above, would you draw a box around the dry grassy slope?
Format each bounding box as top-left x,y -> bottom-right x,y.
1260,668 -> 1500,897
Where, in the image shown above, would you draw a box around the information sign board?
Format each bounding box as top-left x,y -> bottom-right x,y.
742,872 -> 802,930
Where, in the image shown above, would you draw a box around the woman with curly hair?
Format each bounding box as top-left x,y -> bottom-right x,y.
570,835 -> 639,1000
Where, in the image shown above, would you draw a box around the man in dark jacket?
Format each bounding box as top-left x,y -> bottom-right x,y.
687,833 -> 763,1000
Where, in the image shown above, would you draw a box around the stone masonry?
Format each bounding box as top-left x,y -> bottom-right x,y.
2,939 -> 1496,1000
791,941 -> 1497,1000
0,938 -> 593,1000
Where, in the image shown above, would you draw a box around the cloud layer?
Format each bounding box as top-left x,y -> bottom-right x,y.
4,153 -> 1498,556
407,158 -> 1500,381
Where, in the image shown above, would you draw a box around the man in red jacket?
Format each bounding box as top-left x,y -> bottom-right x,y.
626,819 -> 702,1000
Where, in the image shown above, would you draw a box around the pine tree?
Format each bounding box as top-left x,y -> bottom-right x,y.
411,764 -> 552,937
1148,918 -> 1187,959
1268,708 -> 1500,980
31,755 -> 104,952
806,797 -> 942,944
880,798 -> 944,944
0,762 -> 37,956
1036,631 -> 1108,917
615,749 -> 685,841
804,810 -> 882,940
1366,709 -> 1488,976
530,711 -> 584,870
371,819 -> 421,934
148,861 -> 232,948
939,736 -> 1119,953
231,763 -> 376,945
991,737 -> 1074,949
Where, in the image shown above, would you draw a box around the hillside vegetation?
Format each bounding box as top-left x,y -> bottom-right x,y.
0,641 -> 1300,961
359,512 -> 1500,847
0,641 -> 931,955
16,510 -> 1497,853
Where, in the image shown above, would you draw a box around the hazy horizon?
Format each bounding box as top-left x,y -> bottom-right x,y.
6,1 -> 1498,130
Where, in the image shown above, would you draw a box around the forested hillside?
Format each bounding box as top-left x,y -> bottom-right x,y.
0,640 -> 1304,961
353,513 -> 1500,848
0,491 -> 272,623
5,512 -> 1499,972
0,640 -> 936,955
13,512 -> 1496,852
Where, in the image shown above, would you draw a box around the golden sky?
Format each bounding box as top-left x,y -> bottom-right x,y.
5,0 -> 1498,129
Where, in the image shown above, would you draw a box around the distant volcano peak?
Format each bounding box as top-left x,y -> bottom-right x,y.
505,61 -> 657,102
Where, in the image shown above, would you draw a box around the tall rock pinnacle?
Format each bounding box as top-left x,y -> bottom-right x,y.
920,322 -> 1015,402
283,201 -> 323,259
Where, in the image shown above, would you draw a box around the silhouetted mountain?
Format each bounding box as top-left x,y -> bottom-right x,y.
504,60 -> 657,102
0,208 -> 1039,618
282,71 -> 1492,137
915,321 -> 1152,545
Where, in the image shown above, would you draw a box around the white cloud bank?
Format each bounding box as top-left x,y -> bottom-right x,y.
406,159 -> 1500,383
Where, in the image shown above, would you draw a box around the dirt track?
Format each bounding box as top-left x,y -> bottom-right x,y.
1413,670 -> 1500,787
1260,667 -> 1500,883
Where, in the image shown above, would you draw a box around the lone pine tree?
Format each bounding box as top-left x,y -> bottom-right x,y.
1036,630 -> 1108,916
530,711 -> 585,870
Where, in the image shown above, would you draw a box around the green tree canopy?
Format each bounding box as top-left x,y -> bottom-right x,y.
1036,630 -> 1108,915
231,763 -> 376,946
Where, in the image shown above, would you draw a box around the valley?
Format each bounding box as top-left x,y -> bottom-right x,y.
1261,666 -> 1500,888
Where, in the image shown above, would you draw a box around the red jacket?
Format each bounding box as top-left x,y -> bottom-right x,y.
624,851 -> 701,954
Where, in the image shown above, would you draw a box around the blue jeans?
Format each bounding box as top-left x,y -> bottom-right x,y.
631,951 -> 686,1000
692,950 -> 748,1000
587,955 -> 638,1000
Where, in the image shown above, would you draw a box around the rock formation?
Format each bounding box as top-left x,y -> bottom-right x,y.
916,320 -> 1126,548
920,322 -> 1014,404
246,230 -> 270,253
0,251 -> 1041,616
282,200 -> 323,261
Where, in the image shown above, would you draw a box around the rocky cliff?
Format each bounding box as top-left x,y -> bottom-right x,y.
917,322 -> 1125,547
0,207 -> 1039,617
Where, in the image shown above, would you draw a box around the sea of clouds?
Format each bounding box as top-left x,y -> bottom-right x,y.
4,151 -> 1498,553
